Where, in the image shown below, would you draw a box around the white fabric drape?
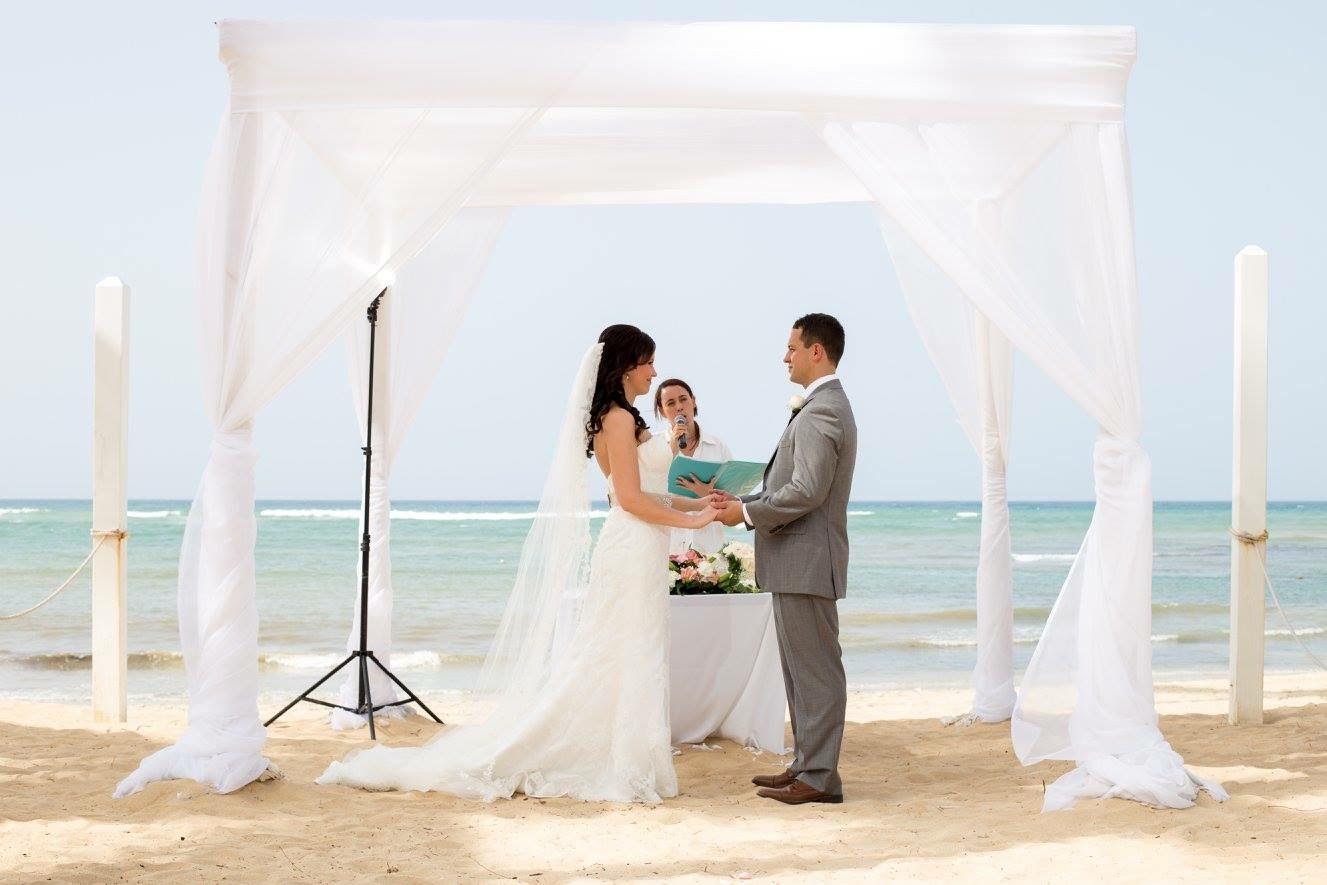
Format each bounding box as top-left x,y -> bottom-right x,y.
116,93 -> 548,795
877,210 -> 1017,723
822,119 -> 1226,809
331,209 -> 509,729
973,317 -> 1016,722
121,21 -> 1225,810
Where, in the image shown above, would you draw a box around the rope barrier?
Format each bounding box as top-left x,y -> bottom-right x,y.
0,529 -> 126,621
1229,527 -> 1327,672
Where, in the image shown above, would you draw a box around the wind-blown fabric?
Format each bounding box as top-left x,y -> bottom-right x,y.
123,20 -> 1225,811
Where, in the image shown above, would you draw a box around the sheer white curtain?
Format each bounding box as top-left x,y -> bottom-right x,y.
823,119 -> 1227,809
973,316 -> 1016,722
331,208 -> 509,729
115,104 -> 542,797
877,212 -> 1017,723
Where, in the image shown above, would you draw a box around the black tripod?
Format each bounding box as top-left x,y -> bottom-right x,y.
264,290 -> 443,739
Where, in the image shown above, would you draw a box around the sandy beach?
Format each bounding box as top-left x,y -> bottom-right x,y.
3,672 -> 1324,883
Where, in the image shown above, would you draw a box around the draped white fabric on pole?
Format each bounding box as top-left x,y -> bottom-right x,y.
973,317 -> 1016,722
876,211 -> 1017,723
116,88 -> 553,797
822,120 -> 1226,808
332,209 -> 509,729
121,20 -> 1226,811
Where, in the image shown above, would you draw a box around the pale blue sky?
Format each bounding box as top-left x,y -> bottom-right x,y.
1,1 -> 1322,501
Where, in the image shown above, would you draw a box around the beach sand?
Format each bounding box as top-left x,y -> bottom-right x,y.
3,673 -> 1324,883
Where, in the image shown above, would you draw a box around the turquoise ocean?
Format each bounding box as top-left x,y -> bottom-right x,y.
2,500 -> 1324,706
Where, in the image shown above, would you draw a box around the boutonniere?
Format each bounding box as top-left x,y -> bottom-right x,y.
788,394 -> 806,415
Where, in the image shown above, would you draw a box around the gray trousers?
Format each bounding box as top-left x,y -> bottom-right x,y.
772,592 -> 846,795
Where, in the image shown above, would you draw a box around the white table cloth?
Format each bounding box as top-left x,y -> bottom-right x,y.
669,592 -> 787,753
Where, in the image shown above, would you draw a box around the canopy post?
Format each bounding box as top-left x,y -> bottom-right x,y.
92,277 -> 130,723
1229,246 -> 1268,725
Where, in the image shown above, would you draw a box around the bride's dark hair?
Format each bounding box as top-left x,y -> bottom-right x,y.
586,324 -> 655,457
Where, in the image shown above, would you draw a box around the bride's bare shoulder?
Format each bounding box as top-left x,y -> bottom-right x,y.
600,407 -> 634,433
600,408 -> 652,445
591,409 -> 629,462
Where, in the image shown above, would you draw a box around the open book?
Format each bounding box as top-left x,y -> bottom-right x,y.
668,455 -> 765,499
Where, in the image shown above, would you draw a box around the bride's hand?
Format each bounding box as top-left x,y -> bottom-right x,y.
690,506 -> 720,529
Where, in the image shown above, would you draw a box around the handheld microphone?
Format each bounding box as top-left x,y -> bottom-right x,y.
675,414 -> 689,451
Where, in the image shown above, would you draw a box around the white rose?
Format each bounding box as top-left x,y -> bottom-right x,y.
722,541 -> 757,578
723,541 -> 754,560
789,394 -> 806,412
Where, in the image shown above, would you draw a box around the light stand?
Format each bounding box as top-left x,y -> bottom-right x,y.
264,290 -> 443,739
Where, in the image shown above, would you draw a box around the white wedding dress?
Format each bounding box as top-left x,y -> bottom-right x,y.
318,431 -> 678,803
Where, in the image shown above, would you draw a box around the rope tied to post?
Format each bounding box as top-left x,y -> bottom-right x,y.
1229,528 -> 1269,545
0,529 -> 128,621
1229,526 -> 1327,672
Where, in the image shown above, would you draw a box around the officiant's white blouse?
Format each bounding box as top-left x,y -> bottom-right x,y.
669,430 -> 733,556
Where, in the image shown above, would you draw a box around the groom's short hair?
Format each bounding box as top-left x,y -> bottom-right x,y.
794,313 -> 845,365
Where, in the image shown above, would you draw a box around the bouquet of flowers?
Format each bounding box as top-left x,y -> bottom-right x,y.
669,541 -> 760,595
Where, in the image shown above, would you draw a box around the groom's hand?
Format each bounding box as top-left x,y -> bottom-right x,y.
714,500 -> 746,527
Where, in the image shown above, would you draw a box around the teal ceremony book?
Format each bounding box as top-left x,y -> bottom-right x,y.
668,455 -> 765,498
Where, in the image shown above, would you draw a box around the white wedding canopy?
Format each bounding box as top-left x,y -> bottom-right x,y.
116,20 -> 1226,811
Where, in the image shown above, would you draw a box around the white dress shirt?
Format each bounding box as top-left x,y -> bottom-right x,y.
669,427 -> 733,556
742,373 -> 840,528
802,372 -> 840,399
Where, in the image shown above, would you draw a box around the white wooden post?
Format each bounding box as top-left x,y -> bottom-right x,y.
92,277 -> 129,723
1229,247 -> 1267,725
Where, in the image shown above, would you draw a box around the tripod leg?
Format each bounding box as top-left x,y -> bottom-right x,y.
264,652 -> 357,727
369,653 -> 444,724
361,654 -> 376,740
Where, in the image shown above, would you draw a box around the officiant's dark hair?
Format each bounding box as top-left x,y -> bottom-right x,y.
653,378 -> 698,419
794,312 -> 845,365
586,324 -> 655,457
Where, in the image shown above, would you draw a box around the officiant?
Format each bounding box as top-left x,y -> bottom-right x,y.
655,378 -> 734,556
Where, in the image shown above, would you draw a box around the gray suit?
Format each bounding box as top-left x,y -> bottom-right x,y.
742,378 -> 857,794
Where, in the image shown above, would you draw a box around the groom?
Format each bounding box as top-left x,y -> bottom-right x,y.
716,313 -> 857,805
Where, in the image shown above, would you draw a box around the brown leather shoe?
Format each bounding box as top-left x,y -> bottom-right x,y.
757,778 -> 844,805
751,768 -> 798,789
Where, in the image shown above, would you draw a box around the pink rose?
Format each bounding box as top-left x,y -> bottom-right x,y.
681,567 -> 699,581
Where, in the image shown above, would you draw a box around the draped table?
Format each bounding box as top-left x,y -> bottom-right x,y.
668,592 -> 787,752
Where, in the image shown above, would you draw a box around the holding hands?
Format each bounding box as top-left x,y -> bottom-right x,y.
713,499 -> 746,527
683,492 -> 741,529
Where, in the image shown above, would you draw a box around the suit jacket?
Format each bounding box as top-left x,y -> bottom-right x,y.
743,379 -> 857,600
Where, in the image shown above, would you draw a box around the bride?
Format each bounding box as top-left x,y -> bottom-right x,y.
318,324 -> 720,802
